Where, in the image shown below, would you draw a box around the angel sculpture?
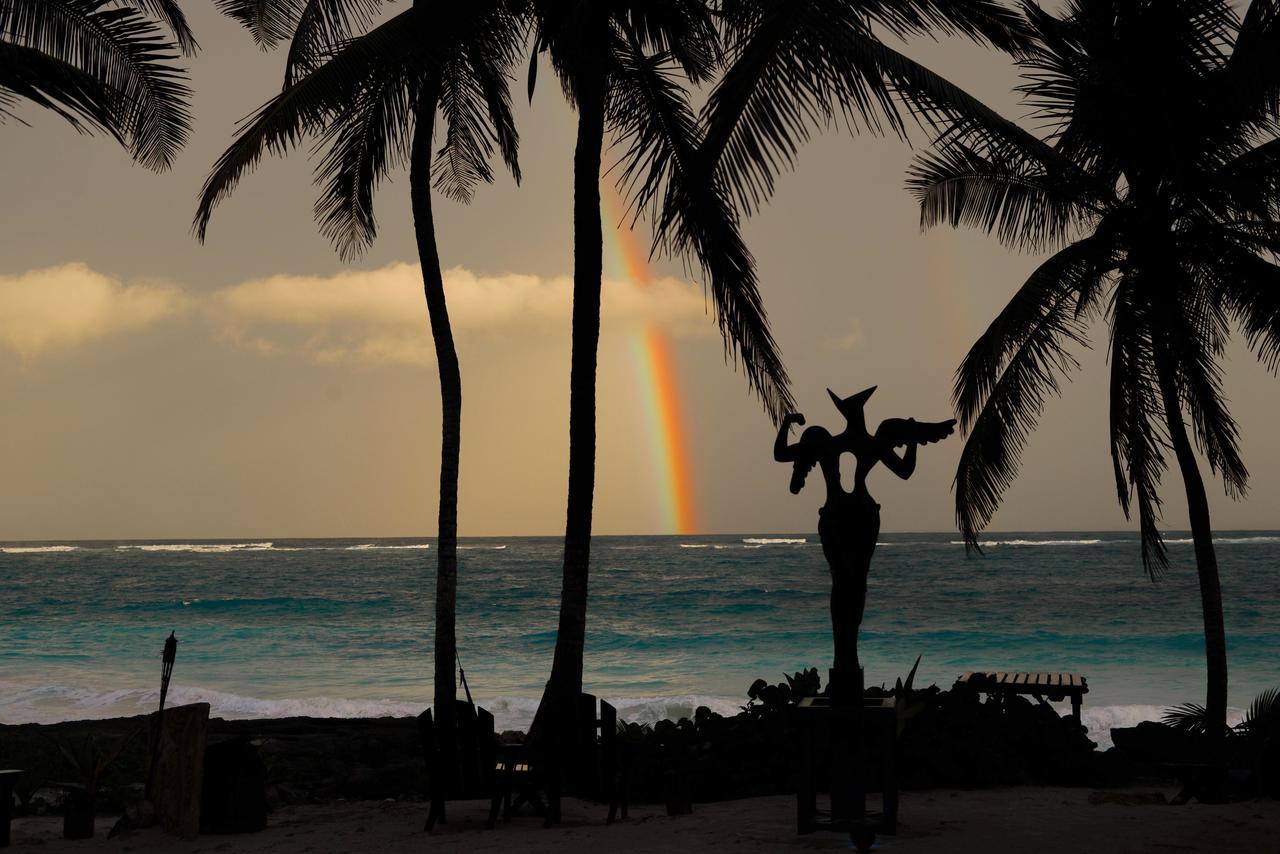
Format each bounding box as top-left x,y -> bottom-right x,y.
774,387 -> 955,702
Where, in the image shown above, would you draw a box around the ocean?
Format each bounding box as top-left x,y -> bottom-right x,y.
2,533 -> 1278,749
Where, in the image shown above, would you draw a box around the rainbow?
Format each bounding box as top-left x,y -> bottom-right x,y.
602,188 -> 699,534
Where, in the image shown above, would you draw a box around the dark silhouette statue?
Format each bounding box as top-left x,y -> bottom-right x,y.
775,387 -> 955,702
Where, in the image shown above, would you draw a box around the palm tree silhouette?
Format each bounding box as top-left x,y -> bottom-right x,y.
908,0 -> 1280,733
526,0 -> 795,734
0,0 -> 195,169
686,0 -> 1030,225
194,0 -> 524,752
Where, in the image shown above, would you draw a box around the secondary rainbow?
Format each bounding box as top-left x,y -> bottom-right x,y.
602,187 -> 699,534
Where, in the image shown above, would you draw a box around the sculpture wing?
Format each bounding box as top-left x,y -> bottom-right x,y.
875,417 -> 957,448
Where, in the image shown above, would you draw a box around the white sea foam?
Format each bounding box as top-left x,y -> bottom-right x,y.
953,538 -> 1104,547
1079,704 -> 1245,750
345,544 -> 431,551
116,542 -> 275,553
458,545 -> 507,550
2,545 -> 78,554
1166,536 -> 1280,545
679,544 -> 709,549
742,538 -> 807,545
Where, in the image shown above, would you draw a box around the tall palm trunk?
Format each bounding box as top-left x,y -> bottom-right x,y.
1157,355 -> 1228,732
410,97 -> 462,740
542,69 -> 606,722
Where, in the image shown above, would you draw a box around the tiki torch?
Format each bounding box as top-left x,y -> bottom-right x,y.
144,632 -> 178,800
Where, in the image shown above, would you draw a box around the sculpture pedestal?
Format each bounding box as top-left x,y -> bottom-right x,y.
792,695 -> 898,849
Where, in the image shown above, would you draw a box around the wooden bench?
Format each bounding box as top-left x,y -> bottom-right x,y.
953,672 -> 1089,723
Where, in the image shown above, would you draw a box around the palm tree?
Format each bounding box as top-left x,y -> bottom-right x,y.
0,0 -> 195,169
526,0 -> 795,732
907,0 -> 1280,733
195,0 -> 523,752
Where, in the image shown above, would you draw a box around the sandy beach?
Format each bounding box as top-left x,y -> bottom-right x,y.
10,787 -> 1279,853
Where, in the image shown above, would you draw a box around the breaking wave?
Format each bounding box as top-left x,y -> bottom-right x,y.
116,542 -> 276,553
2,545 -> 78,554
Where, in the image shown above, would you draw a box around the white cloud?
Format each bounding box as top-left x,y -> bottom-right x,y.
824,318 -> 866,353
209,263 -> 711,366
0,263 -> 188,358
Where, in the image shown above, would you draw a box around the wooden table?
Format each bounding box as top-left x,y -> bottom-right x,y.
954,672 -> 1089,723
792,696 -> 897,848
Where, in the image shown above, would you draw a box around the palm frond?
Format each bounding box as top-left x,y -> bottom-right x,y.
622,0 -> 720,83
0,36 -> 121,133
431,3 -> 524,202
194,8 -> 424,241
281,0 -> 388,87
1174,265 -> 1248,498
609,25 -> 794,422
312,53 -> 417,259
132,0 -> 198,54
1215,244 -> 1280,373
1227,0 -> 1280,118
909,143 -> 1091,252
953,238 -> 1110,546
1163,701 -> 1215,735
212,0 -> 307,49
1109,281 -> 1169,577
3,0 -> 192,169
1239,686 -> 1280,738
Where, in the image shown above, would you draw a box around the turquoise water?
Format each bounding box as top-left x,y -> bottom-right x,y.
2,533 -> 1278,747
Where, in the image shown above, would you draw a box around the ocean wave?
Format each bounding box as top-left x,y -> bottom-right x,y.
344,544 -> 431,551
458,545 -> 507,550
1165,536 -> 1280,545
954,538 -> 1104,547
2,545 -> 78,554
742,538 -> 807,545
1080,704 -> 1245,750
116,542 -> 275,553
679,544 -> 709,549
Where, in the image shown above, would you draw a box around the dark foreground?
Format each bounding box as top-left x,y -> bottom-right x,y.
9,789 -> 1280,853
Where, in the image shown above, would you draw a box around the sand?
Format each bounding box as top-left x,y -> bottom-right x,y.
9,787 -> 1279,853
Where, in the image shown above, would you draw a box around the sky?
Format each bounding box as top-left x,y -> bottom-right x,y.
1,4 -> 1278,540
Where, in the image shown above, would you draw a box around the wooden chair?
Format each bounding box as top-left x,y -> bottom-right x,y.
953,671 -> 1089,723
419,701 -> 496,832
490,693 -> 630,828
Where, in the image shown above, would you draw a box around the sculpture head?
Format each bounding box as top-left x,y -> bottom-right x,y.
789,425 -> 831,494
827,386 -> 876,425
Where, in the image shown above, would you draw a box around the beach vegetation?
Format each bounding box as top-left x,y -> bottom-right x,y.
909,0 -> 1280,734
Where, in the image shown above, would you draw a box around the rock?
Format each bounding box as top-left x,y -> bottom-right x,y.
149,702 -> 209,838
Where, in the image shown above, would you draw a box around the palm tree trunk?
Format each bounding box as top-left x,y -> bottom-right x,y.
539,70 -> 606,727
1156,356 -> 1228,733
410,98 -> 461,741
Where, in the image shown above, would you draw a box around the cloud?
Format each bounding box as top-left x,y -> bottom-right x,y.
823,318 -> 866,353
0,264 -> 189,359
209,263 -> 711,366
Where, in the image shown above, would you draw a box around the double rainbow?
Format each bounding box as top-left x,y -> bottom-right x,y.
602,188 -> 698,534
